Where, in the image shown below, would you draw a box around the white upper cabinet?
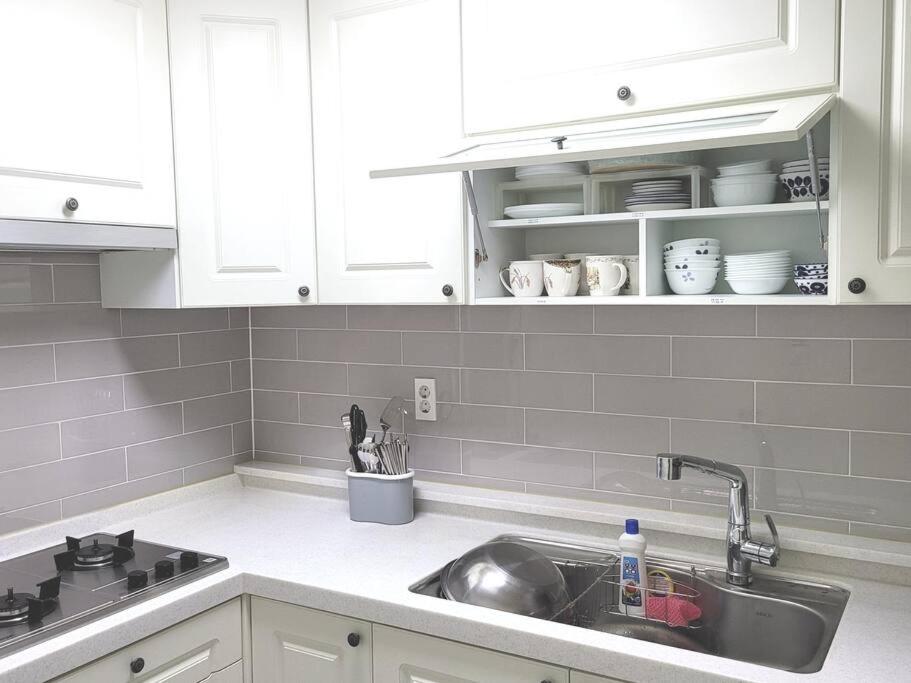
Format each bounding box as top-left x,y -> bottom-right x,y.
837,0 -> 911,302
168,0 -> 317,306
0,0 -> 175,227
461,0 -> 839,135
310,0 -> 465,304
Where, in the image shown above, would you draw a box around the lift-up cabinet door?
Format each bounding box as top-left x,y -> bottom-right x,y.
309,0 -> 465,304
460,0 -> 839,135
0,0 -> 175,227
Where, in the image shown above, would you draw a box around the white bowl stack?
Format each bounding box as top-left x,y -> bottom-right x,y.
711,160 -> 777,207
663,238 -> 721,295
625,179 -> 691,211
724,250 -> 792,295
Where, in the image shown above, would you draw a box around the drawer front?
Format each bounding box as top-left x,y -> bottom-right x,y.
54,598 -> 242,683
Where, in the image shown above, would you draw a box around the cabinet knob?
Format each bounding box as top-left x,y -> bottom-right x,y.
64,197 -> 79,212
347,632 -> 360,647
297,286 -> 310,298
130,657 -> 145,674
442,284 -> 454,297
617,85 -> 632,101
550,136 -> 567,150
848,278 -> 866,294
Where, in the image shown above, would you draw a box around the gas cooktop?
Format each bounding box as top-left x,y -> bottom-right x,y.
0,531 -> 227,658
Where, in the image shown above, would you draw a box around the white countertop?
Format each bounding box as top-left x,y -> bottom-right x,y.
0,470 -> 909,683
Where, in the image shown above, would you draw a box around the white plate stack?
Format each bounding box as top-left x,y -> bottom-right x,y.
724,250 -> 792,295
625,179 -> 691,211
515,162 -> 587,181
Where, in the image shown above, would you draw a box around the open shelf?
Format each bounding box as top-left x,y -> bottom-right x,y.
475,294 -> 828,306
488,200 -> 829,230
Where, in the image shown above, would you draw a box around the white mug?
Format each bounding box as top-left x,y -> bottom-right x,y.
499,260 -> 544,297
543,259 -> 581,297
621,255 -> 640,295
586,255 -> 628,297
565,252 -> 596,294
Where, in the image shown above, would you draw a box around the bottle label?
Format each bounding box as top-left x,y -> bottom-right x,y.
621,556 -> 643,608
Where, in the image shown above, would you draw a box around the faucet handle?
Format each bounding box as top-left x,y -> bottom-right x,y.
742,514 -> 781,567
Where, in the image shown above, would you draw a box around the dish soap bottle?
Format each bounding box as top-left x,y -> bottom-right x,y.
619,518 -> 647,617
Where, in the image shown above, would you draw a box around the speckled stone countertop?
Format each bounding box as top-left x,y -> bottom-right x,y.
1,469 -> 909,683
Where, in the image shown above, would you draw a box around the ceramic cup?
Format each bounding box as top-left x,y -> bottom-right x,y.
499,260 -> 545,297
621,255 -> 640,295
528,252 -> 563,261
543,259 -> 581,297
585,255 -> 628,297
565,252 -> 596,294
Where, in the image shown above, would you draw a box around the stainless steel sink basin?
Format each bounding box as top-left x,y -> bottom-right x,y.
410,535 -> 849,674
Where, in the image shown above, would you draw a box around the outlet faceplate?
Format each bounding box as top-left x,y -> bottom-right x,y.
414,378 -> 437,421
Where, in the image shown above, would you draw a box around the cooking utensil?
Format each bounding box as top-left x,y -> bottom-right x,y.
379,396 -> 405,444
348,405 -> 367,472
441,541 -> 571,619
341,412 -> 363,472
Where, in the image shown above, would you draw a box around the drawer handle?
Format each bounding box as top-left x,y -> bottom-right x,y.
347,632 -> 361,647
617,85 -> 632,101
297,285 -> 310,298
64,197 -> 79,212
130,657 -> 145,674
442,284 -> 454,297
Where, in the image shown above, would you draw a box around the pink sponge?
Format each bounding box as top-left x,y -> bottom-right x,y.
646,595 -> 702,628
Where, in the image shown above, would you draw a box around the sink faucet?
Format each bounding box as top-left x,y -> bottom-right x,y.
656,453 -> 780,586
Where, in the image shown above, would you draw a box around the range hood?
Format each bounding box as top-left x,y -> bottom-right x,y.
371,94 -> 835,178
0,219 -> 177,251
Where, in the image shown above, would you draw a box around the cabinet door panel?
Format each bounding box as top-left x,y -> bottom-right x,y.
836,0 -> 911,301
54,599 -> 241,683
168,0 -> 317,306
570,673 -> 624,683
0,0 -> 175,226
462,0 -> 838,134
251,597 -> 372,682
310,0 -> 465,304
373,625 -> 567,683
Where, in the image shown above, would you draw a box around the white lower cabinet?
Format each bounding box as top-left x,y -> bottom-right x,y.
53,598 -> 242,683
250,597 -> 372,682
373,625 -> 567,683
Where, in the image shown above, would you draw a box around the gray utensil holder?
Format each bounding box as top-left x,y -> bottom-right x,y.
346,469 -> 414,525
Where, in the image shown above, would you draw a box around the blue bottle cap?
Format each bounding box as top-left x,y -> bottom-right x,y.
625,519 -> 639,534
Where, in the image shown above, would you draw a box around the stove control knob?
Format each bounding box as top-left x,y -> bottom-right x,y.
127,570 -> 148,590
154,560 -> 175,580
180,551 -> 199,570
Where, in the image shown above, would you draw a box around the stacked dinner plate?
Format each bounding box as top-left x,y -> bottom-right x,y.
724,250 -> 792,295
625,179 -> 691,211
515,162 -> 587,181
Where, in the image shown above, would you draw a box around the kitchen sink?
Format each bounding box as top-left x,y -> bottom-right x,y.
409,535 -> 849,674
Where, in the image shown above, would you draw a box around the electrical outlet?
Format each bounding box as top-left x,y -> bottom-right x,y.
414,378 -> 437,421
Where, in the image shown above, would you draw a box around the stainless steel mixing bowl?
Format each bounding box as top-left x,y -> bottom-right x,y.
441,541 -> 571,619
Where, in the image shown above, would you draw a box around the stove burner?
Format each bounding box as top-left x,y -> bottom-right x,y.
54,531 -> 135,572
74,540 -> 115,567
0,577 -> 60,626
0,589 -> 31,623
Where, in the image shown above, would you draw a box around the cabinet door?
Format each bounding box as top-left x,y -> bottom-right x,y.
54,599 -> 242,683
203,660 -> 243,683
570,673 -> 624,683
251,597 -> 372,682
168,0 -> 317,306
462,0 -> 838,134
310,0 -> 465,304
0,0 -> 175,226
836,0 -> 911,302
373,625 -> 567,683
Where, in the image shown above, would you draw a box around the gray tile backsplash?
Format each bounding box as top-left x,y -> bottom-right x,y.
4,251 -> 911,547
250,303 -> 911,544
0,252 -> 251,533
